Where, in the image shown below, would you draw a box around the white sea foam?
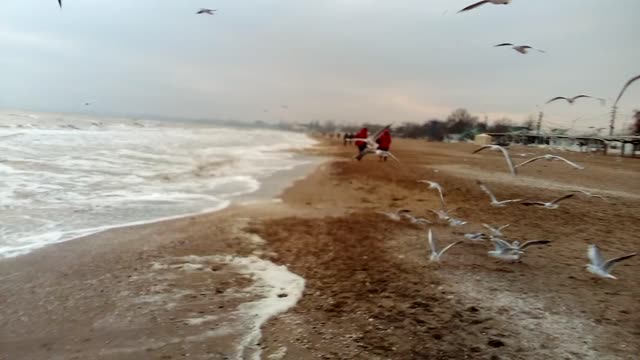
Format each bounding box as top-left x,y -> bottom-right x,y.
0,113 -> 315,258
231,255 -> 306,360
159,254 -> 305,360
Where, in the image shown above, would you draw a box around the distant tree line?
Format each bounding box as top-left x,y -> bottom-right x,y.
305,108 -> 535,141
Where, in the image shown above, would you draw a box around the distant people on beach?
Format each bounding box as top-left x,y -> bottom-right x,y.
354,127 -> 368,153
376,128 -> 392,161
343,132 -> 353,146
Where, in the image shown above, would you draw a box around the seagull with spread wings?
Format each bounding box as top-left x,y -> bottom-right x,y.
586,245 -> 636,279
494,43 -> 545,54
418,180 -> 446,209
428,229 -> 462,262
522,194 -> 575,209
477,180 -> 522,207
483,224 -> 510,238
197,8 -> 216,15
613,74 -> 640,106
472,145 -> 517,176
570,190 -> 606,200
489,238 -> 550,261
458,0 -> 511,13
546,95 -> 604,105
352,125 -> 394,160
516,154 -> 584,170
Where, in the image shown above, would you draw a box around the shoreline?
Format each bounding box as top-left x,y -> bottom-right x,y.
2,138 -> 639,359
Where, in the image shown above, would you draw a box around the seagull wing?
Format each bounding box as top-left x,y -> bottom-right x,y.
386,151 -> 400,162
498,224 -> 510,231
496,145 -> 517,176
494,43 -> 514,47
588,245 -> 604,267
571,95 -> 593,102
354,148 -> 376,161
546,97 -> 569,104
428,229 -> 438,255
520,240 -> 551,250
439,241 -> 462,256
369,124 -> 392,143
614,74 -> 640,106
472,145 -> 493,154
516,155 -> 545,168
491,238 -> 512,250
58,0 -> 62,8
550,156 -> 584,169
477,181 -> 498,203
602,253 -> 637,272
549,193 -> 574,205
482,224 -> 497,233
458,0 -> 489,12
521,201 -> 545,206
435,187 -> 446,208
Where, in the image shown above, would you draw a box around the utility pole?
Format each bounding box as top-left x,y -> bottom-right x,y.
609,105 -> 617,136
536,111 -> 544,143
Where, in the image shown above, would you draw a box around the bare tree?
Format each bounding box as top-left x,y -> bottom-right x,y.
630,110 -> 640,135
445,108 -> 478,134
487,118 -> 512,133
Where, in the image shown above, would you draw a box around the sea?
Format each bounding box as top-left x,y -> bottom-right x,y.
0,112 -> 315,258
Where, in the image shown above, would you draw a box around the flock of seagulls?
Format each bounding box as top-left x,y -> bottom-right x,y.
375,145 -> 635,279
423,179 -> 634,279
423,145 -> 634,279
473,144 -> 586,175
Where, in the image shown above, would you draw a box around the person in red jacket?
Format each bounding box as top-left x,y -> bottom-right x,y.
376,129 -> 392,161
353,127 -> 368,153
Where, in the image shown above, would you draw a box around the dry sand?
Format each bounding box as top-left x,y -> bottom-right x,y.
1,138 -> 639,360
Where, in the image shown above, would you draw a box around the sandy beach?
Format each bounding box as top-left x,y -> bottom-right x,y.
2,138 -> 639,360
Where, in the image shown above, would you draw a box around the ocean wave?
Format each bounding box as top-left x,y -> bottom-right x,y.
0,119 -> 315,258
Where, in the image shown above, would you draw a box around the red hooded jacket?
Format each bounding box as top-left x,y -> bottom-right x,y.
354,128 -> 368,147
376,130 -> 391,150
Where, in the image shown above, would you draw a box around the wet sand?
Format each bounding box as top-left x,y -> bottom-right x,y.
2,138 -> 639,359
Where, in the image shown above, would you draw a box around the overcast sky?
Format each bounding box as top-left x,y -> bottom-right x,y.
1,0 -> 638,132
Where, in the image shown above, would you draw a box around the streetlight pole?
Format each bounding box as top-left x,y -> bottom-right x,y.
609,105 -> 617,136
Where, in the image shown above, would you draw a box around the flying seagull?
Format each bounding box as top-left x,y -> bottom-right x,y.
489,238 -> 550,261
464,232 -> 488,242
477,180 -> 522,207
488,239 -> 523,261
377,209 -> 411,221
430,209 -> 467,227
352,124 -> 393,160
570,190 -> 606,200
197,8 -> 216,15
483,224 -> 510,238
522,194 -> 575,209
515,154 -> 584,170
401,212 -> 432,225
546,95 -> 604,105
472,145 -> 517,176
586,245 -> 636,279
458,0 -> 510,13
428,229 -> 462,262
613,74 -> 640,106
494,43 -> 545,54
418,180 -> 446,209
